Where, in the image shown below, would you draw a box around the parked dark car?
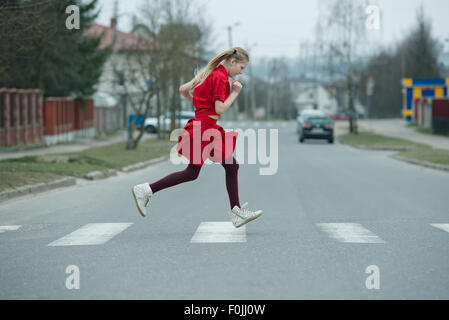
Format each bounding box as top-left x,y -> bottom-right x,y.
296,109 -> 326,134
298,116 -> 334,143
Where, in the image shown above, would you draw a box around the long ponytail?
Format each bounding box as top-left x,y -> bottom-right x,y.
189,47 -> 249,89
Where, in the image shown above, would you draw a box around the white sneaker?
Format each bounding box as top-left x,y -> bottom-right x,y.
228,202 -> 263,228
131,183 -> 153,217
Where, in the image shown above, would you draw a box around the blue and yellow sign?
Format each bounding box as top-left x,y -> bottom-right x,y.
402,78 -> 449,122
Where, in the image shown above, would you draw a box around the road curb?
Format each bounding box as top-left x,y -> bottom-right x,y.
0,177 -> 77,203
121,156 -> 168,173
337,140 -> 449,172
337,141 -> 415,151
0,156 -> 169,204
389,154 -> 449,172
83,156 -> 168,180
85,169 -> 118,180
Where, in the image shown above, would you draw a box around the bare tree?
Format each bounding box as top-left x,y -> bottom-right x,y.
121,0 -> 209,148
131,0 -> 210,138
319,0 -> 369,134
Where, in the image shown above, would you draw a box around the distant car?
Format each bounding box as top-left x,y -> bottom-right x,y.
298,115 -> 334,143
145,111 -> 195,133
296,110 -> 326,134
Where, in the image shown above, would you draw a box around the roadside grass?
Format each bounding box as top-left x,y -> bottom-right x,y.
0,137 -> 173,192
415,127 -> 449,138
338,130 -> 428,149
406,122 -> 449,138
338,129 -> 449,166
395,147 -> 449,165
93,130 -> 125,141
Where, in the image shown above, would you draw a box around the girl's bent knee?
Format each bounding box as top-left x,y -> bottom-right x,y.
185,165 -> 201,181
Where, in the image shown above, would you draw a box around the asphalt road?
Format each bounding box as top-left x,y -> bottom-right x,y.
1,120 -> 448,299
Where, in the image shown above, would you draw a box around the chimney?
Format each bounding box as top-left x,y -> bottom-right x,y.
110,18 -> 116,29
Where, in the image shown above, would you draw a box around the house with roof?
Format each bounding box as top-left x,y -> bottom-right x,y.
84,18 -> 155,130
291,78 -> 338,116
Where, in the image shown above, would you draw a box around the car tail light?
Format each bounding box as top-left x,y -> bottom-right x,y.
324,124 -> 333,130
303,123 -> 312,129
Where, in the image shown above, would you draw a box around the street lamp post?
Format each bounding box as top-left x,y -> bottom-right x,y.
246,42 -> 258,119
227,22 -> 240,48
226,22 -> 240,120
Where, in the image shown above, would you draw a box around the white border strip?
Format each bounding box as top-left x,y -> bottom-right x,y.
190,222 -> 246,243
431,224 -> 449,234
317,223 -> 386,243
48,223 -> 133,246
0,225 -> 21,233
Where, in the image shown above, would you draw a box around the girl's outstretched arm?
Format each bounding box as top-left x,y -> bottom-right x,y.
179,80 -> 195,103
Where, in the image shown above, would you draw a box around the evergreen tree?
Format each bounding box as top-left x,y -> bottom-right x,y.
0,0 -> 108,97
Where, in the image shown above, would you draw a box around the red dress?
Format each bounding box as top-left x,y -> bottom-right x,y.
176,64 -> 239,167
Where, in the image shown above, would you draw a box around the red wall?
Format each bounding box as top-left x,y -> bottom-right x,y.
432,99 -> 449,118
0,88 -> 43,147
43,98 -> 94,137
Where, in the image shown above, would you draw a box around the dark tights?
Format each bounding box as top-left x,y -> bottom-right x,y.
149,157 -> 240,209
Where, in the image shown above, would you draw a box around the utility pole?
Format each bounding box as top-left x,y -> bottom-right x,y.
111,0 -> 125,130
227,26 -> 233,50
266,60 -> 276,120
226,22 -> 240,120
249,54 -> 257,120
245,41 -> 257,119
227,22 -> 240,49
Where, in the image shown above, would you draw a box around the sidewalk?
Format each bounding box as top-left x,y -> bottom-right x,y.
0,130 -> 157,161
336,118 -> 449,150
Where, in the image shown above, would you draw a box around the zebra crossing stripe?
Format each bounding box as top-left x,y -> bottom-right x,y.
430,224 -> 449,234
0,225 -> 21,233
47,223 -> 133,246
317,223 -> 386,243
190,222 -> 246,243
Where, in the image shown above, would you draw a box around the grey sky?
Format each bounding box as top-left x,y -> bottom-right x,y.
95,0 -> 449,58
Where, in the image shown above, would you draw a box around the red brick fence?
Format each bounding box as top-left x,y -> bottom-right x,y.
1,89 -> 97,148
43,98 -> 95,145
0,89 -> 44,147
1,88 -> 124,148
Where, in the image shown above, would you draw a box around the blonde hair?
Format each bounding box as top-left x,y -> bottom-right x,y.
189,47 -> 249,89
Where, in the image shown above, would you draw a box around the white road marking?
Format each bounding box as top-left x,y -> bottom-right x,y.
317,223 -> 386,243
431,224 -> 449,234
0,225 -> 21,233
47,223 -> 133,246
190,222 -> 246,243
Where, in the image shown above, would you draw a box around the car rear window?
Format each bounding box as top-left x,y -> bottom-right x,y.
306,117 -> 331,124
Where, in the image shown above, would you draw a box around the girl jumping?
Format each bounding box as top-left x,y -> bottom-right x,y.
131,47 -> 263,228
